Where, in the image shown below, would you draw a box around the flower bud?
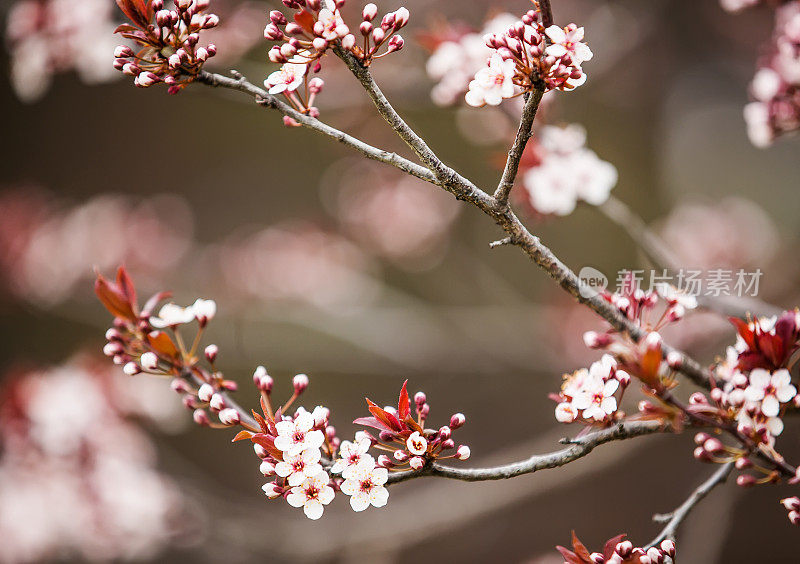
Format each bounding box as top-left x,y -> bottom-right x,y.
293,373 -> 309,394
260,460 -> 276,476
360,21 -> 372,35
379,430 -> 395,442
262,482 -> 283,499
254,444 -> 268,458
219,408 -> 240,426
689,392 -> 708,405
646,547 -> 664,563
736,474 -> 757,487
103,342 -> 123,356
123,361 -> 141,376
387,35 -> 404,52
438,426 -> 451,441
735,457 -> 752,469
341,34 -> 356,50
693,432 -> 711,445
615,540 -> 633,558
441,438 -> 455,450
308,77 -> 324,94
312,405 -> 330,427
362,3 -> 378,21
193,409 -> 210,426
393,449 -> 409,462
393,7 -> 409,28
660,539 -> 675,557
204,344 -> 218,363
140,351 -> 160,371
372,28 -> 385,44
456,445 -> 471,460
253,365 -> 273,392
210,393 -> 225,412
450,412 -> 466,429
171,378 -> 191,393
377,454 -> 393,468
583,331 -> 612,349
409,456 -> 425,470
198,383 -> 215,402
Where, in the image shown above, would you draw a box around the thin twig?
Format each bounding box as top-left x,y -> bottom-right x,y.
386,420 -> 667,484
494,88 -> 545,205
645,461 -> 734,549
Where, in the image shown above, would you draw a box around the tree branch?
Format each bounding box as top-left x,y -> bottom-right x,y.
494,88 -> 545,205
386,420 -> 668,485
645,461 -> 734,549
197,71 -> 437,185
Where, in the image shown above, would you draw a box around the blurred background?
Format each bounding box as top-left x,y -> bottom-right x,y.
1,0 -> 799,562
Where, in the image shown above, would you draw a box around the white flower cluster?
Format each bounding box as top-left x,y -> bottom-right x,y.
522,124 -> 618,216
148,298 -> 217,328
554,354 -> 630,423
263,407 -> 334,520
261,412 -> 389,518
331,434 -> 389,512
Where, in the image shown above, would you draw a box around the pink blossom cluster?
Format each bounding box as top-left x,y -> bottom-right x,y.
113,0 -> 219,93
5,0 -> 119,102
519,124 -> 617,216
263,1 -> 407,118
348,381 -> 470,472
709,314 -> 800,448
553,354 -> 631,424
465,7 -> 593,107
0,357 -> 183,562
558,532 -> 676,564
424,13 -> 518,106
96,268 -> 472,520
740,2 -> 800,145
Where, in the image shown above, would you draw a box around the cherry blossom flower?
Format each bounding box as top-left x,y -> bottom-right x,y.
285,471 -> 335,520
544,24 -> 593,65
331,437 -> 372,477
339,460 -> 389,512
265,63 -> 307,95
275,448 -> 324,487
274,411 -> 325,456
465,53 -> 517,107
149,303 -> 196,328
743,368 -> 796,417
406,431 -> 428,455
572,374 -> 620,421
316,8 -> 349,41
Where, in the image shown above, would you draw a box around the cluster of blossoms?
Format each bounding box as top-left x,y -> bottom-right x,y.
557,532 -> 676,564
727,1 -> 800,145
465,5 -> 593,107
0,356 -> 184,562
553,354 -> 630,424
113,0 -> 219,92
424,13 -> 518,106
573,275 -> 800,518
263,1 -> 407,118
347,381 -> 470,472
706,313 -> 800,452
519,124 -> 618,216
95,267 -> 470,520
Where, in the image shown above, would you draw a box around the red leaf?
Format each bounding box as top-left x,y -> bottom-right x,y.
571,531 -> 592,561
353,416 -> 392,432
397,379 -> 410,419
250,433 -> 283,460
730,317 -> 756,350
367,398 -> 404,432
146,330 -> 179,358
94,271 -> 136,321
555,546 -> 585,564
115,266 -> 137,315
232,430 -> 253,442
293,9 -> 315,34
